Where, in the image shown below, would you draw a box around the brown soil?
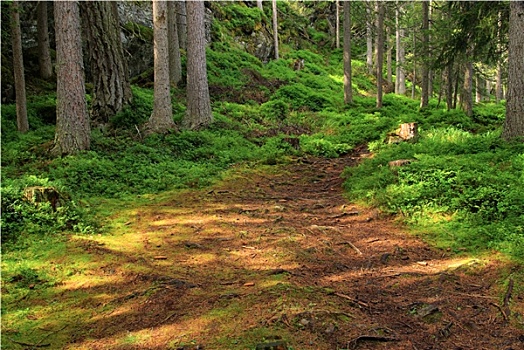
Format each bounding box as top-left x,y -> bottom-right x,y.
15,151 -> 523,350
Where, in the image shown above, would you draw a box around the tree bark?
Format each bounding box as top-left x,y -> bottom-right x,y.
335,0 -> 340,49
182,0 -> 212,130
83,1 -> 132,125
395,1 -> 406,95
168,1 -> 182,87
53,1 -> 90,155
376,2 -> 385,108
257,0 -> 263,12
496,61 -> 503,103
446,63 -> 453,111
177,1 -> 187,50
386,23 -> 392,87
343,1 -> 352,104
272,0 -> 279,60
502,1 -> 524,140
366,0 -> 373,75
149,0 -> 176,133
420,1 -> 430,109
11,0 -> 28,133
37,1 -> 53,80
462,58 -> 474,117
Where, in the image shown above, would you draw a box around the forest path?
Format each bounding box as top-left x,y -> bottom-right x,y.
37,151 -> 523,349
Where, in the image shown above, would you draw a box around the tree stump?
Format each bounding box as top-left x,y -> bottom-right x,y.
387,122 -> 418,143
23,186 -> 64,210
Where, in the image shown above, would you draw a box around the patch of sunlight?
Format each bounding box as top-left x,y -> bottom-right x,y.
57,273 -> 124,292
357,88 -> 372,96
329,74 -> 343,84
184,253 -> 218,266
90,304 -> 134,322
446,258 -> 483,269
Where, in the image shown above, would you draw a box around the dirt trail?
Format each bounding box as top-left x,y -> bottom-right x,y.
66,152 -> 522,349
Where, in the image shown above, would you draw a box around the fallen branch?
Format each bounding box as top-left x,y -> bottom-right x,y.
337,241 -> 363,255
503,278 -> 514,319
347,335 -> 398,349
334,292 -> 369,308
489,302 -> 508,322
7,337 -> 50,348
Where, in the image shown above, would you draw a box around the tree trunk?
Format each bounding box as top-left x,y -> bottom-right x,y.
502,1 -> 524,140
386,24 -> 392,87
395,1 -> 406,95
376,2 -> 385,108
168,1 -> 182,87
149,0 -> 176,133
37,1 -> 53,80
496,10 -> 504,103
335,0 -> 340,49
272,0 -> 279,60
366,0 -> 373,75
496,60 -> 504,103
53,1 -> 90,155
446,63 -> 453,111
177,1 -> 187,50
257,0 -> 263,12
83,1 -> 132,125
462,59 -> 474,117
11,0 -> 29,133
182,0 -> 212,130
420,1 -> 429,109
343,1 -> 352,104
475,75 -> 482,103
428,0 -> 433,99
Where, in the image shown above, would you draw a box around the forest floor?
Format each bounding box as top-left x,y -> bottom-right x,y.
3,148 -> 524,350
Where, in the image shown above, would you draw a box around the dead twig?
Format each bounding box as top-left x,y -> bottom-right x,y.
452,292 -> 498,300
503,278 -> 514,319
489,301 -> 508,322
334,292 -> 369,308
348,335 -> 398,349
337,241 -> 363,255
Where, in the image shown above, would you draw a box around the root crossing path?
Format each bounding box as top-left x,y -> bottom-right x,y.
72,153 -> 523,350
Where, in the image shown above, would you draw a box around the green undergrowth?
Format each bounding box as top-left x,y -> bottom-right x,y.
343,124 -> 524,260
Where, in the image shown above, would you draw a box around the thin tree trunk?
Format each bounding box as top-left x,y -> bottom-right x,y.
502,1 -> 524,140
446,63 -> 453,111
37,1 -> 53,79
149,0 -> 176,133
420,1 -> 429,108
366,0 -> 373,75
475,75 -> 482,103
428,0 -> 433,99
376,2 -> 385,108
83,1 -> 132,124
53,1 -> 90,155
177,1 -> 187,50
411,16 -> 416,100
257,0 -> 263,12
453,67 -> 459,109
386,24 -> 393,87
336,0 -> 340,49
272,0 -> 279,60
168,1 -> 182,87
462,59 -> 474,117
11,0 -> 28,133
496,60 -> 503,103
343,0 -> 352,104
395,1 -> 406,95
183,0 -> 212,130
